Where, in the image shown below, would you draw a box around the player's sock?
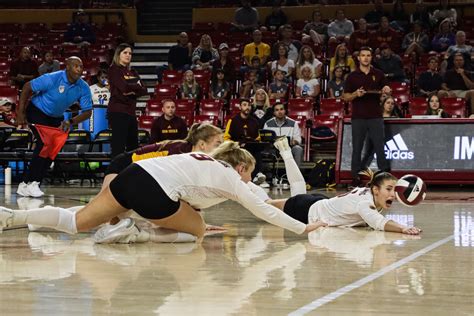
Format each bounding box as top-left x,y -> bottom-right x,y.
281,152 -> 307,196
13,206 -> 77,234
147,227 -> 197,243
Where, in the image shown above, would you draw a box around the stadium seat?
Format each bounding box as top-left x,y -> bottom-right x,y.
193,114 -> 219,126
138,116 -> 155,131
176,99 -> 197,113
442,97 -> 467,118
230,98 -> 241,115
408,97 -> 428,115
310,115 -> 339,142
319,98 -> 345,117
200,99 -> 223,118
162,70 -> 183,87
0,87 -> 18,104
287,98 -> 315,119
154,84 -> 178,99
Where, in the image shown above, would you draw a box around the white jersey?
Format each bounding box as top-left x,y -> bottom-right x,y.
89,84 -> 110,106
135,152 -> 306,234
308,187 -> 390,231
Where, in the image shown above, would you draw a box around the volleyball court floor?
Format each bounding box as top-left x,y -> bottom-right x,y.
0,184 -> 473,315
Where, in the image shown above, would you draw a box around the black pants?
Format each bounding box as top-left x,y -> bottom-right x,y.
24,103 -> 63,183
108,112 -> 138,159
351,118 -> 389,179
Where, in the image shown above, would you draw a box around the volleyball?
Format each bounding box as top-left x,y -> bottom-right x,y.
395,175 -> 427,207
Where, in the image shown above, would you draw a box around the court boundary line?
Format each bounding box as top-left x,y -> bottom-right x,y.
289,235 -> 454,316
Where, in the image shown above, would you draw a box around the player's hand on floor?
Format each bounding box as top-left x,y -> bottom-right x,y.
304,221 -> 328,233
402,226 -> 422,235
206,224 -> 226,231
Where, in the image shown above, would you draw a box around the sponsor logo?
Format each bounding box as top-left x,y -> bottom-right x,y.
454,136 -> 474,160
384,134 -> 414,160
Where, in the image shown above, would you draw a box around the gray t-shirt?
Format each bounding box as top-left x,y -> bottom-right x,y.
38,60 -> 60,75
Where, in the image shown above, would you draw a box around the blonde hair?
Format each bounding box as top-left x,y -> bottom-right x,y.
199,34 -> 214,50
182,70 -> 199,96
252,88 -> 270,111
211,141 -> 255,170
112,43 -> 132,67
185,123 -> 222,145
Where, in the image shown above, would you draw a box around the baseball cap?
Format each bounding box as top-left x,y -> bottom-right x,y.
219,43 -> 229,50
0,98 -> 12,106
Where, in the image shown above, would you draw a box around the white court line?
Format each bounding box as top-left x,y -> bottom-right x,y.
289,235 -> 454,316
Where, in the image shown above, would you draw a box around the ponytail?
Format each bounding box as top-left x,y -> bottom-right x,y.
211,141 -> 255,170
185,123 -> 222,146
359,169 -> 397,188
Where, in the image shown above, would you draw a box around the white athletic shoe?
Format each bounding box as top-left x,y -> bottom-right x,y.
259,182 -> 270,188
273,136 -> 291,152
253,172 -> 266,185
93,218 -> 150,244
17,182 -> 30,197
27,181 -> 44,198
0,206 -> 15,231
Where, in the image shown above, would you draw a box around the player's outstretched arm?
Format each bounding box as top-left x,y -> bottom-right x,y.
384,220 -> 422,235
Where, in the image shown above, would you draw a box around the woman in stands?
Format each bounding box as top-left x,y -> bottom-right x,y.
329,43 -> 356,80
381,96 -> 402,118
0,141 -> 322,242
425,94 -> 450,118
296,45 -> 322,79
191,34 -> 219,71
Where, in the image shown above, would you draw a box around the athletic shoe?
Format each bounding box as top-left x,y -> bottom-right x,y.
27,181 -> 44,198
93,218 -> 149,244
0,206 -> 15,231
259,182 -> 270,188
17,182 -> 29,197
273,136 -> 291,153
253,172 -> 266,185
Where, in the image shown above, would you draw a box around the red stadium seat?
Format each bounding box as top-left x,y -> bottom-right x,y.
230,98 -> 241,115
0,87 -> 18,104
200,99 -> 223,117
442,97 -> 467,118
287,114 -> 307,133
390,81 -> 409,93
319,98 -> 345,117
408,97 -> 428,115
310,115 -> 339,142
176,99 -> 197,113
154,84 -> 178,99
287,98 -> 315,119
176,110 -> 194,127
193,22 -> 215,32
0,61 -> 9,72
146,99 -> 164,115
138,116 -> 155,131
193,114 -> 219,126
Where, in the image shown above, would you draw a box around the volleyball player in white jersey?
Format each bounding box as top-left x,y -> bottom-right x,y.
0,141 -> 323,241
267,138 -> 423,235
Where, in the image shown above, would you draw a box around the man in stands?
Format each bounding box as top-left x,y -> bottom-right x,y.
371,16 -> 401,53
263,103 -> 303,167
364,0 -> 390,28
418,56 -> 443,97
150,99 -> 188,143
243,30 -> 271,69
349,18 -> 372,56
232,0 -> 259,32
168,32 -> 193,71
439,53 -> 474,116
327,9 -> 354,46
375,43 -> 406,83
64,10 -> 96,45
9,47 -> 38,90
272,24 -> 302,62
224,98 -> 267,187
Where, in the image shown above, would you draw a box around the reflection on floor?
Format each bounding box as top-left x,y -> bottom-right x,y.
0,184 -> 473,315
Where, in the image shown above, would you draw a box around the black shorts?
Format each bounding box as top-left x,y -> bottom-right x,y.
109,163 -> 180,219
283,193 -> 328,224
105,151 -> 134,175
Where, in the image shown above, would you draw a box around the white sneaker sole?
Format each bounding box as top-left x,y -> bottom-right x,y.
94,218 -> 138,244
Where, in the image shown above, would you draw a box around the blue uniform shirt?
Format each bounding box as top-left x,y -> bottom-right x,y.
30,70 -> 92,118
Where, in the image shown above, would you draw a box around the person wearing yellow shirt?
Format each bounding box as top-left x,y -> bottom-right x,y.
243,30 -> 271,67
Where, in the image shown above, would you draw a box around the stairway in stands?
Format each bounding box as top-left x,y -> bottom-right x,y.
137,0 -> 198,35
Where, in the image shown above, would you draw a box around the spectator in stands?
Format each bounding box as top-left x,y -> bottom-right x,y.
296,45 -> 322,79
418,56 -> 443,96
243,30 -> 271,68
329,43 -> 356,80
272,25 -> 302,62
212,43 -> 235,83
10,47 -> 38,90
295,65 -> 320,99
191,34 -> 219,70
150,99 -> 188,143
210,68 -> 230,103
0,99 -> 16,127
431,19 -> 455,53
64,10 -> 96,45
180,70 -> 201,100
302,9 -> 328,45
16,57 -> 92,197
375,43 -> 406,83
240,69 -> 261,99
381,96 -> 402,118
89,69 -> 110,106
247,55 -> 266,84
402,21 -> 430,58
431,0 -> 457,27
232,0 -> 259,32
343,46 -> 392,188
390,0 -> 409,32
38,51 -> 60,75
263,102 -> 303,166
264,1 -> 287,31
223,98 -> 266,186
270,43 -> 294,81
447,31 -> 474,57
108,43 -> 147,158
269,69 -> 288,99
167,32 -> 192,72
328,66 -> 345,99
327,9 -> 354,46
425,94 -> 450,118
252,88 -> 273,127
349,18 -> 372,57
439,53 -> 474,114
371,16 -> 401,53
364,0 -> 389,28
410,0 -> 432,30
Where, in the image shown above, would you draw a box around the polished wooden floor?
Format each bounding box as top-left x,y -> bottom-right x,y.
0,184 -> 473,315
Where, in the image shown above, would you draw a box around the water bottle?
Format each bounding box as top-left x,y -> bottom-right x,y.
4,167 -> 11,185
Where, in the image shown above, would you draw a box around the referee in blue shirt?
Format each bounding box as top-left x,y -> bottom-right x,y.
16,57 -> 92,197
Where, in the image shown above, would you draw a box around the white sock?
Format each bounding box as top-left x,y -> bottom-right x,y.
281,150 -> 307,196
13,206 -> 77,234
147,227 -> 196,243
66,206 -> 84,213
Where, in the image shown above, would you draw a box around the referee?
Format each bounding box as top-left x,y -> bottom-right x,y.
343,47 -> 392,188
16,56 -> 92,197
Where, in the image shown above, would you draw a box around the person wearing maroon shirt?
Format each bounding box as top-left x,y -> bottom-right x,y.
344,47 -> 392,187
9,47 -> 39,90
371,16 -> 401,54
108,43 -> 148,158
349,18 -> 372,56
150,99 -> 188,143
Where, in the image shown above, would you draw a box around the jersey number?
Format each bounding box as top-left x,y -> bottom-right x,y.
190,153 -> 214,161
